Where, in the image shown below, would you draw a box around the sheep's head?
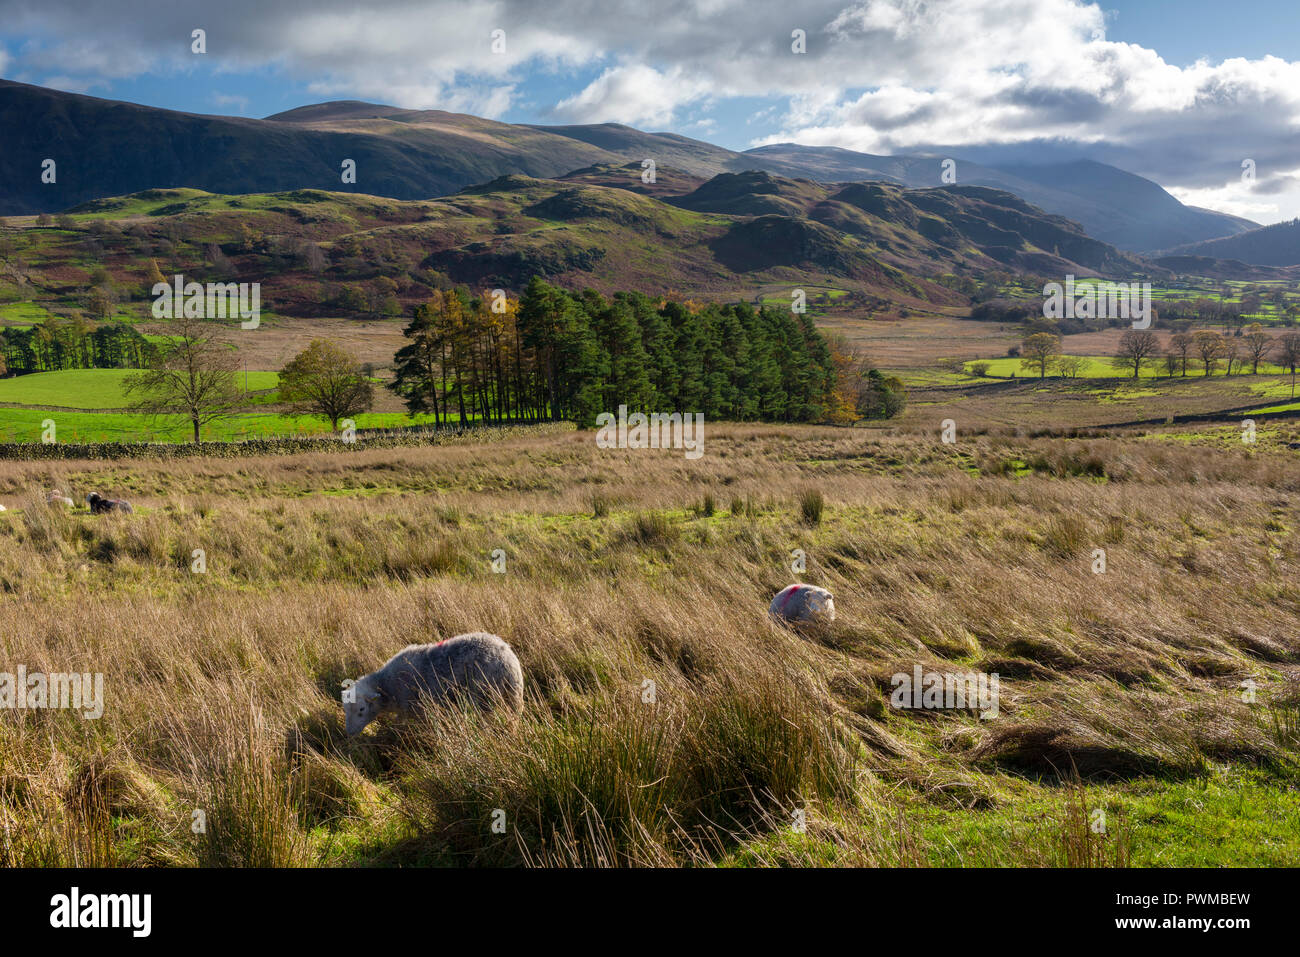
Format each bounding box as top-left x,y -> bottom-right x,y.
344,677 -> 387,736
807,591 -> 836,621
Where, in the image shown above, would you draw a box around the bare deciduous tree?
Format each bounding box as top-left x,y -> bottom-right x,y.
1052,354 -> 1087,378
1277,332 -> 1300,399
1169,331 -> 1193,376
1193,330 -> 1226,376
1243,323 -> 1271,374
125,316 -> 241,442
1113,330 -> 1159,378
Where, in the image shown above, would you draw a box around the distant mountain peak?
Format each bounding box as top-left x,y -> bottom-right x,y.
265,100 -> 409,122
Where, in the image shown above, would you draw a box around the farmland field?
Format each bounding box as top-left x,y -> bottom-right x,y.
965,355 -> 1292,379
0,408 -> 449,443
0,369 -> 280,409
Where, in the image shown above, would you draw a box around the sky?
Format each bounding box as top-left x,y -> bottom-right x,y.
1,0 -> 1298,223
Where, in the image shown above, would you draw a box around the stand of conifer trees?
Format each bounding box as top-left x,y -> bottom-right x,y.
0,321 -> 157,375
391,278 -> 838,427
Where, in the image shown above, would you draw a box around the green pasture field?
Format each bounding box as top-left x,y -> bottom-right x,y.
0,302 -> 59,324
967,355 -> 1292,379
990,276 -> 1300,324
0,408 -> 450,443
0,368 -> 280,409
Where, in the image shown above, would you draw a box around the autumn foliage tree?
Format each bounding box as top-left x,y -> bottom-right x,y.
1020,332 -> 1061,378
278,339 -> 375,432
825,334 -> 906,424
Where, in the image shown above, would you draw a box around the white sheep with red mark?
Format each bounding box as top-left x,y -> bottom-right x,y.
769,583 -> 835,624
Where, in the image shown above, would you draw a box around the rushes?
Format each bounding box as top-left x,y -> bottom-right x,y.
1265,678 -> 1300,751
1043,513 -> 1088,557
399,668 -> 859,866
186,704 -> 316,868
799,487 -> 825,526
621,511 -> 679,548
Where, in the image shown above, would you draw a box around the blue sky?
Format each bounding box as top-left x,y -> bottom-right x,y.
1102,0 -> 1299,65
2,0 -> 1298,221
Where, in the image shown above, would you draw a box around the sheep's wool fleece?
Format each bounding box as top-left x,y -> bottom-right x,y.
769,584 -> 835,623
374,632 -> 524,713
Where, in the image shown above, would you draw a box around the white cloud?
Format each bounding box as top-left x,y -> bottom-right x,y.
554,64 -> 709,127
1166,183 -> 1281,222
1168,166 -> 1300,223
211,92 -> 250,113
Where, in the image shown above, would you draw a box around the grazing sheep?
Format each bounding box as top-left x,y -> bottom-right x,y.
47,489 -> 74,508
769,583 -> 836,624
86,493 -> 133,514
344,632 -> 524,736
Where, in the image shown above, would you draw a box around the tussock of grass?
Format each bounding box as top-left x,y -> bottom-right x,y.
799,487 -> 825,526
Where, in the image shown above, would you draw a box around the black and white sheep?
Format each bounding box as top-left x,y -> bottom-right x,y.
769,583 -> 836,624
86,493 -> 133,514
344,632 -> 524,735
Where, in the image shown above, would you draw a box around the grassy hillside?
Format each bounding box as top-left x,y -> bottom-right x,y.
0,81 -> 612,215
0,169 -> 1155,329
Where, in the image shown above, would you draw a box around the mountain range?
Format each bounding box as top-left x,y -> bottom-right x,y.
0,79 -> 1258,256
1157,218 -> 1300,267
2,163 -> 1159,329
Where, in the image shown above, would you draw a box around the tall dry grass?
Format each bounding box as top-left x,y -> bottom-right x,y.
0,423 -> 1297,866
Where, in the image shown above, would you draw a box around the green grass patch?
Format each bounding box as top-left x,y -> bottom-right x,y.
0,302 -> 58,324
915,768 -> 1300,867
0,407 -> 462,443
0,369 -> 280,409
